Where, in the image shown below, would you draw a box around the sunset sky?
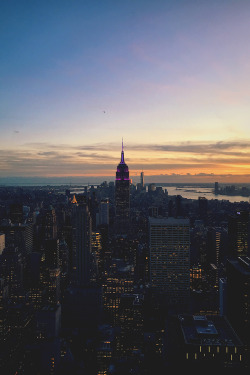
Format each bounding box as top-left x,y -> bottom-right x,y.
1,0 -> 250,184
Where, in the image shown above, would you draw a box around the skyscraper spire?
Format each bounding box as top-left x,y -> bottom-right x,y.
121,138 -> 125,164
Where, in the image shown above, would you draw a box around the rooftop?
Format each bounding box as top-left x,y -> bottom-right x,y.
179,314 -> 243,347
149,217 -> 190,225
227,256 -> 250,275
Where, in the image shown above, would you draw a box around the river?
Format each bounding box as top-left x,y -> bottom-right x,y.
162,186 -> 250,203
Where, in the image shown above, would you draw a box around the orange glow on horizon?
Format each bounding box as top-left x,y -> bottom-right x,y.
44,170 -> 250,184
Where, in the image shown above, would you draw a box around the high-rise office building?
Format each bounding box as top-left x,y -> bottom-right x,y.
207,226 -> 227,266
207,227 -> 226,287
44,206 -> 58,240
228,211 -> 249,258
115,140 -> 130,235
9,203 -> 23,224
140,171 -> 144,187
36,304 -> 61,340
42,239 -> 60,304
35,206 -> 58,250
149,217 -> 190,308
44,239 -> 59,269
72,200 -> 92,286
116,294 -> 144,359
96,198 -> 109,227
214,181 -> 219,194
219,277 -> 227,316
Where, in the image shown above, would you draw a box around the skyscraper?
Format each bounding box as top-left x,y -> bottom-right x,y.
115,140 -> 130,235
43,206 -> 58,241
149,217 -> 190,309
228,210 -> 249,258
140,171 -> 144,187
72,199 -> 92,286
97,198 -> 109,227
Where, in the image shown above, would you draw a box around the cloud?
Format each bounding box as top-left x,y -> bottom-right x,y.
1,139 -> 250,179
22,139 -> 250,157
129,140 -> 250,156
23,142 -> 120,151
37,151 -> 59,156
75,152 -> 116,160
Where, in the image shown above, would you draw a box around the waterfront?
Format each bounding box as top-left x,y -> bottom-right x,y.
162,185 -> 250,203
0,180 -> 249,204
70,184 -> 250,204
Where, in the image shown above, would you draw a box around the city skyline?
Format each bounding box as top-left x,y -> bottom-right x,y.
1,1 -> 250,183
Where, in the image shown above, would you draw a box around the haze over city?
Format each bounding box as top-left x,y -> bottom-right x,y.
1,0 -> 250,183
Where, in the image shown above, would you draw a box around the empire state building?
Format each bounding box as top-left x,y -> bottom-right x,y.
115,141 -> 130,235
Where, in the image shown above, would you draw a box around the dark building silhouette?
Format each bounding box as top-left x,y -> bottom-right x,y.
43,206 -> 58,241
141,171 -> 144,187
42,239 -> 60,304
9,202 -> 23,224
62,284 -> 102,335
214,181 -> 219,194
115,293 -> 144,359
72,199 -> 92,286
198,196 -> 208,222
115,141 -> 130,235
226,256 -> 250,366
33,304 -> 62,374
96,198 -> 109,227
35,206 -> 58,252
175,194 -> 183,217
168,199 -> 174,217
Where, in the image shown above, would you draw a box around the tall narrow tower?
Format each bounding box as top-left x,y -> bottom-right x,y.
72,200 -> 92,286
140,171 -> 144,187
115,140 -> 130,235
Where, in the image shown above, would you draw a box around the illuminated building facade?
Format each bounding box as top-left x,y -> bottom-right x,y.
190,264 -> 203,291
115,141 -> 130,235
91,231 -> 102,278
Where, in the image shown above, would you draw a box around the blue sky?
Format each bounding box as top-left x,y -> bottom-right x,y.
1,0 -> 250,183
